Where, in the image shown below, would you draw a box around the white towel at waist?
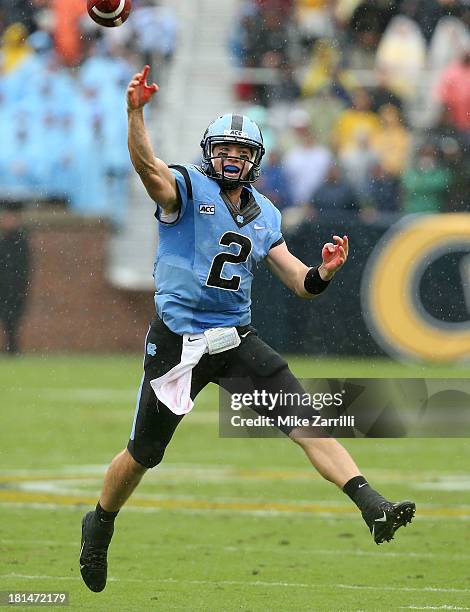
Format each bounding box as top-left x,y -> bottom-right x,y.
150,333 -> 208,415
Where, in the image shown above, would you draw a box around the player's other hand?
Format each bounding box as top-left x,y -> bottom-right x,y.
127,65 -> 159,111
319,235 -> 349,280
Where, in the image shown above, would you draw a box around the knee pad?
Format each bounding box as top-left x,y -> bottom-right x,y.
127,439 -> 167,469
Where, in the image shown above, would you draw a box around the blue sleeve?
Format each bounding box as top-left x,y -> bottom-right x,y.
266,204 -> 284,252
154,165 -> 191,225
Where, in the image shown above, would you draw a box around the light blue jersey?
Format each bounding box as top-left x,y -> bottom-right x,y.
153,164 -> 283,335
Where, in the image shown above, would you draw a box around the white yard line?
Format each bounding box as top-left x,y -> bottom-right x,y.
399,607 -> 470,611
1,463 -> 469,484
1,573 -> 470,595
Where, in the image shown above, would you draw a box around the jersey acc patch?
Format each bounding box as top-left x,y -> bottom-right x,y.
199,204 -> 215,215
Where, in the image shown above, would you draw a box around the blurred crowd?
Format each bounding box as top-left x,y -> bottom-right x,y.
0,0 -> 468,228
0,0 -> 177,225
231,0 -> 469,225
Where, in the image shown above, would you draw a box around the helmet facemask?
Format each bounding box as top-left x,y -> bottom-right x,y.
201,135 -> 265,190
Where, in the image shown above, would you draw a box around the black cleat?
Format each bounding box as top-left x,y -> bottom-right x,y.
80,511 -> 114,592
363,500 -> 416,544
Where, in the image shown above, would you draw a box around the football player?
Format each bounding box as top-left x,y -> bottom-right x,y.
79,66 -> 415,592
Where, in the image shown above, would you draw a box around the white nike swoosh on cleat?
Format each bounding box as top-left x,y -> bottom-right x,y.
375,511 -> 387,523
80,564 -> 86,570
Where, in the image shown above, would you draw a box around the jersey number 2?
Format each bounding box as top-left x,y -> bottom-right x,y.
206,232 -> 252,291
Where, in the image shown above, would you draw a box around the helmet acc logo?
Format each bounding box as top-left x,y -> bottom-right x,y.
223,129 -> 249,138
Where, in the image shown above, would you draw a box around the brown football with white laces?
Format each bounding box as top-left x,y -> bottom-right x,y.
87,0 -> 132,28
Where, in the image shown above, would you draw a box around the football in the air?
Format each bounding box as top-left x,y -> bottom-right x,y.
87,0 -> 132,28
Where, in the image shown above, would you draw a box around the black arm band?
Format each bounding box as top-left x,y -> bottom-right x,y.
304,267 -> 331,295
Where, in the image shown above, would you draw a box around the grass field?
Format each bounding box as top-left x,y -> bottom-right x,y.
1,355 -> 470,611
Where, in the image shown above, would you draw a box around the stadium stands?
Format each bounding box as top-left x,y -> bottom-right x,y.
0,0 -> 177,229
0,0 -> 468,248
231,0 -> 469,221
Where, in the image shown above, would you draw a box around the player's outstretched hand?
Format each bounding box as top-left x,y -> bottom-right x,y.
321,235 -> 349,278
127,65 -> 159,111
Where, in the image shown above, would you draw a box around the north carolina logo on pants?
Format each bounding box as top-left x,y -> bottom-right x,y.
361,214 -> 470,363
146,343 -> 157,356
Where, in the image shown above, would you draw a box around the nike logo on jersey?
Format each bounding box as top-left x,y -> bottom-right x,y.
254,224 -> 264,230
